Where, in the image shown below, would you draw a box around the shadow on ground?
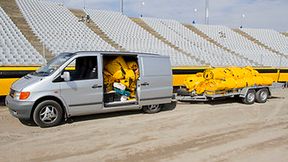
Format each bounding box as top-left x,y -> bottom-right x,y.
19,102 -> 177,127
67,101 -> 176,124
0,97 -> 5,106
178,95 -> 284,106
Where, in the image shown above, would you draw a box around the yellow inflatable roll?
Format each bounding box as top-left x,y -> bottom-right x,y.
120,70 -> 136,89
185,66 -> 274,95
104,56 -> 140,99
203,68 -> 228,80
105,56 -> 128,74
184,73 -> 205,92
225,67 -> 245,79
113,70 -> 125,80
104,70 -> 114,92
127,61 -> 138,71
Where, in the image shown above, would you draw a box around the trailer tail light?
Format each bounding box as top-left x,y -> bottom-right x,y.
19,92 -> 30,100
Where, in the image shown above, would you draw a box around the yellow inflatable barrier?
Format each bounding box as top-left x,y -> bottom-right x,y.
105,56 -> 128,74
104,56 -> 139,99
184,73 -> 205,92
185,66 -> 274,95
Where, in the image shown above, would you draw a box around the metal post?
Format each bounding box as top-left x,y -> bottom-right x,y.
120,0 -> 123,14
83,0 -> 86,9
193,8 -> 197,24
140,1 -> 145,17
241,14 -> 245,28
205,0 -> 209,24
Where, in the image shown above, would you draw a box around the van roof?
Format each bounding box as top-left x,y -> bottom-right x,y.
74,51 -> 163,57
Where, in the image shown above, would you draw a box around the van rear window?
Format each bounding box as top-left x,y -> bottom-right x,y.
141,57 -> 171,76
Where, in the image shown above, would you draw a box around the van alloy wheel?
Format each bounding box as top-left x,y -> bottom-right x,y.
39,105 -> 58,124
33,100 -> 63,127
143,104 -> 161,114
147,104 -> 160,111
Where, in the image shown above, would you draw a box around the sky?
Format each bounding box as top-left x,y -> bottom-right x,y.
52,0 -> 288,31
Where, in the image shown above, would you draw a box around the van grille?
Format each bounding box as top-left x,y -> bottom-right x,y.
9,89 -> 15,98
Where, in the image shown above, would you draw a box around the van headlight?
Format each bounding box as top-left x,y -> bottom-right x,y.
14,91 -> 30,100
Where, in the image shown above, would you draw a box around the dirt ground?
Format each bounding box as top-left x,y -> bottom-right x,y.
0,89 -> 288,162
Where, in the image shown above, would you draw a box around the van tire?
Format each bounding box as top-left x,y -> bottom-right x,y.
142,104 -> 161,114
33,100 -> 63,128
242,90 -> 256,104
162,101 -> 177,111
19,119 -> 36,126
255,88 -> 269,103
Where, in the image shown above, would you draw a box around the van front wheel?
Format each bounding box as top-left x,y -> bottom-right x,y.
33,100 -> 63,128
142,104 -> 161,114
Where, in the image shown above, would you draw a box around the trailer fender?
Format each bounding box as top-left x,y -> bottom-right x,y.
239,87 -> 250,98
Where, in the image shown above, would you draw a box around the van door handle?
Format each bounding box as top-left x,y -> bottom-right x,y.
141,82 -> 149,86
92,84 -> 102,88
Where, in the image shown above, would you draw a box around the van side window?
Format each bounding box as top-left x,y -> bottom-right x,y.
64,56 -> 98,81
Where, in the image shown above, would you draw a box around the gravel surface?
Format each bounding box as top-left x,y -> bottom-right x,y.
0,89 -> 287,162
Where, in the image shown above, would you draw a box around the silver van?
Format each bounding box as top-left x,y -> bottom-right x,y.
5,51 -> 174,127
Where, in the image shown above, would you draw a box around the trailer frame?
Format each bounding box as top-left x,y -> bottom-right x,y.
177,83 -> 284,104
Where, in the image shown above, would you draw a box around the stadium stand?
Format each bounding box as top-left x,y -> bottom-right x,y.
194,24 -> 288,67
69,9 -> 125,51
0,6 -> 45,65
141,17 -> 252,66
131,18 -> 205,65
0,0 -> 53,60
85,9 -> 201,66
16,0 -> 115,56
185,24 -> 260,65
240,28 -> 288,55
233,29 -> 283,56
0,0 -> 287,68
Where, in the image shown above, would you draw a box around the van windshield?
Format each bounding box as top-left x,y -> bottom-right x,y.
32,53 -> 75,76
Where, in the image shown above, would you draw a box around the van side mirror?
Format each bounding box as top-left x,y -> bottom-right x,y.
61,71 -> 70,81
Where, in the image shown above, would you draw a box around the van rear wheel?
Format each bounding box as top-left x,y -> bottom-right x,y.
143,104 -> 161,114
33,100 -> 63,128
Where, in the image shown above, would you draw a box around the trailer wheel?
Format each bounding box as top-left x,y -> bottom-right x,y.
33,100 -> 63,128
242,90 -> 256,104
255,88 -> 269,103
142,104 -> 162,114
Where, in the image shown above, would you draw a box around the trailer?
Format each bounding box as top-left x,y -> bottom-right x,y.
176,83 -> 284,104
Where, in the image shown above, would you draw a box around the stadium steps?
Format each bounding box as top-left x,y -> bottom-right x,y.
0,0 -> 53,61
130,18 -> 208,65
69,9 -> 126,52
233,29 -> 286,58
184,24 -> 261,66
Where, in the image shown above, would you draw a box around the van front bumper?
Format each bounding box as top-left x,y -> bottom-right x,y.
5,95 -> 34,120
